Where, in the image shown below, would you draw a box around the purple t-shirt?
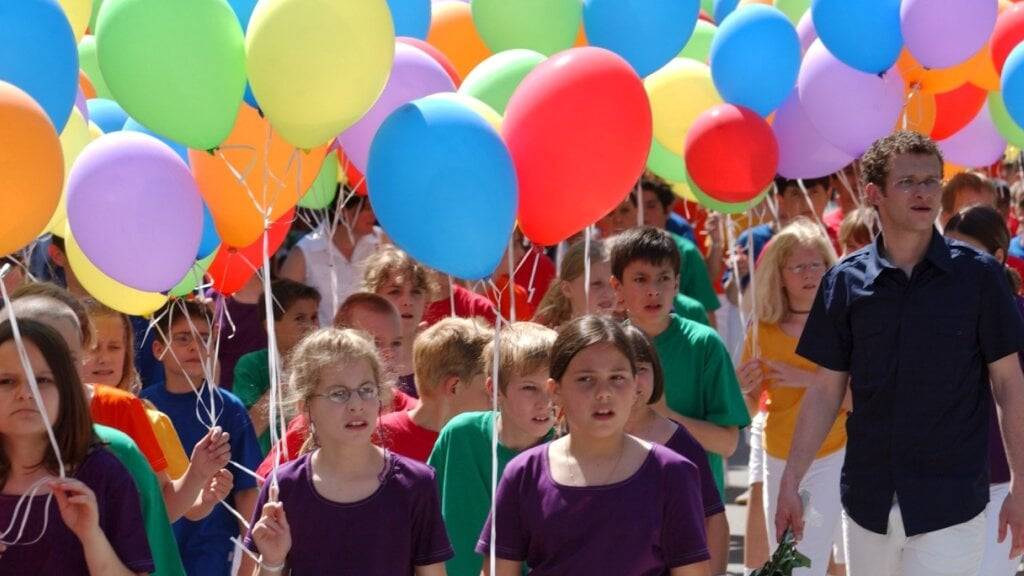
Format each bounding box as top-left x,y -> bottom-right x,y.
0,447 -> 154,574
244,451 -> 453,575
476,443 -> 709,575
217,297 -> 267,390
664,423 -> 726,517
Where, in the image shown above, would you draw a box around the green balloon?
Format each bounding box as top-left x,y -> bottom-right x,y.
989,91 -> 1024,148
460,49 -> 545,114
701,0 -> 715,16
90,0 -> 106,32
168,252 -> 216,298
96,0 -> 246,150
646,139 -> 688,183
679,20 -> 716,63
471,0 -> 581,56
774,0 -> 810,25
78,36 -> 114,99
299,151 -> 340,210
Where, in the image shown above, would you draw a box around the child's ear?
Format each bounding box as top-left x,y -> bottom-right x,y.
48,244 -> 68,268
444,375 -> 460,397
610,275 -> 623,295
546,378 -> 559,399
152,339 -> 166,361
485,376 -> 495,397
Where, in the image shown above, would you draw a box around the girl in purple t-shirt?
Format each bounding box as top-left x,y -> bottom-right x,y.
0,318 -> 153,575
243,328 -> 452,575
477,315 -> 710,576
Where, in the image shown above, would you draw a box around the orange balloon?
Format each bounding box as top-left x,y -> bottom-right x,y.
897,88 -> 937,134
944,162 -> 965,180
573,24 -> 588,48
898,48 -> 975,94
968,42 -> 1000,91
78,69 -> 96,100
0,81 -> 63,256
189,104 -> 326,247
427,1 -> 492,80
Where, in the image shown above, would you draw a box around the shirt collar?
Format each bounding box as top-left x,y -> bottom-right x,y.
865,228 -> 952,285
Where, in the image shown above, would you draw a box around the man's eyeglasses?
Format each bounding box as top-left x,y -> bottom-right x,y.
892,177 -> 942,194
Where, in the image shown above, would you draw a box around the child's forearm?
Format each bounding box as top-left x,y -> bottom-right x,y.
79,527 -> 139,576
658,407 -> 739,457
162,468 -> 208,522
705,512 -> 729,575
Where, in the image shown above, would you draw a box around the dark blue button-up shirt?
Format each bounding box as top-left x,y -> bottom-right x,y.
797,229 -> 1024,536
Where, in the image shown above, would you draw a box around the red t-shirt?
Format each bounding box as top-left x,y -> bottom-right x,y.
376,409 -> 439,463
823,207 -> 845,239
90,384 -> 168,474
422,285 -> 497,326
513,248 -> 556,310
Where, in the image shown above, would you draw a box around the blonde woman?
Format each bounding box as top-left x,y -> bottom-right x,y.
737,218 -> 847,576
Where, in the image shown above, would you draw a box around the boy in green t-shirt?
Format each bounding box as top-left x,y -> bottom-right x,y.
610,226 -> 751,497
427,322 -> 557,576
233,279 -> 320,455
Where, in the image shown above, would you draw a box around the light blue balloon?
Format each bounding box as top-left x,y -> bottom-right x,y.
811,0 -> 902,74
711,5 -> 800,116
228,0 -> 257,30
388,0 -> 432,40
87,98 -> 129,134
0,0 -> 78,132
583,0 -> 701,77
713,0 -> 739,23
1001,44 -> 1024,134
367,94 -> 517,280
123,117 -> 190,164
196,202 -> 221,259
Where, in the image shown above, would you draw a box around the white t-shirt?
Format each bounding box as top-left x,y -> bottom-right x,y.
295,226 -> 381,325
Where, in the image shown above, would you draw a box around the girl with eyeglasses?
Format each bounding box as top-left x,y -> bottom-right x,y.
241,328 -> 452,576
736,218 -> 847,576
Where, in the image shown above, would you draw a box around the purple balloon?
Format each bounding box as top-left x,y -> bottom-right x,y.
773,89 -> 854,179
901,0 -> 997,70
937,102 -> 1007,168
796,11 -> 816,56
74,88 -> 88,123
66,132 -> 203,292
798,40 -> 904,157
336,42 -> 456,172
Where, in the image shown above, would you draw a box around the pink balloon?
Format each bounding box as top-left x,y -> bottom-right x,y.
773,89 -> 854,179
336,42 -> 456,173
796,11 -> 816,56
937,102 -> 1007,168
798,40 -> 905,157
901,0 -> 997,69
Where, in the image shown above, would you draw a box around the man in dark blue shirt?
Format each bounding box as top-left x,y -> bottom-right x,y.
774,131 -> 1024,576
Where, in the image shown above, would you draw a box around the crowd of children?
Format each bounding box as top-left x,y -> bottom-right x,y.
4,136 -> 1024,576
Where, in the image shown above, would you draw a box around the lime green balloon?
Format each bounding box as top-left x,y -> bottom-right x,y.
774,0 -> 810,25
89,0 -> 105,31
646,139 -> 688,183
679,20 -> 716,63
168,252 -> 215,297
460,49 -> 545,114
471,0 -> 580,56
299,151 -> 340,210
78,36 -> 113,99
701,0 -> 714,16
96,0 -> 246,150
989,91 -> 1024,148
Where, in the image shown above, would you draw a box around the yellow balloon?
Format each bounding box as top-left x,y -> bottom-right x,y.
428,93 -> 503,133
646,58 -> 722,156
65,225 -> 167,316
59,0 -> 92,43
671,181 -> 698,203
246,0 -> 396,149
87,120 -> 103,139
46,108 -> 93,236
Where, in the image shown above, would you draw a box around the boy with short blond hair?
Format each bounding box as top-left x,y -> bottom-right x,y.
428,322 -> 557,576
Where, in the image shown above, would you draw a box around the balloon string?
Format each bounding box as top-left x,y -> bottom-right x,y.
795,179 -> 832,246
524,247 -> 541,305
449,276 -> 457,318
745,210 -> 760,359
635,180 -> 644,228
489,312 -> 501,576
507,237 -> 517,322
584,227 -> 592,311
262,211 -> 285,501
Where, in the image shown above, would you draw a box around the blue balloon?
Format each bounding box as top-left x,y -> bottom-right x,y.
583,0 -> 701,77
713,0 -> 739,23
196,202 -> 221,259
711,5 -> 800,116
87,98 -> 129,134
122,117 -> 190,164
0,0 -> 78,132
387,0 -> 432,40
367,95 -> 517,280
228,0 -> 257,31
243,83 -> 260,110
811,0 -> 902,74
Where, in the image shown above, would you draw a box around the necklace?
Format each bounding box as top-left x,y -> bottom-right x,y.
563,440 -> 627,486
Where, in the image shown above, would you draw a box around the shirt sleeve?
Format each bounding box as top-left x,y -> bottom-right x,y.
411,471 -> 455,566
120,394 -> 169,474
678,238 -> 720,312
796,270 -> 852,371
149,409 -> 190,480
977,260 -> 1024,363
701,332 -> 752,429
476,463 -> 527,562
232,353 -> 266,409
661,456 -> 711,567
99,451 -> 157,573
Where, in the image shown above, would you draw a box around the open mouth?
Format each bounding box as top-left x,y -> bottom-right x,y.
910,205 -> 932,213
531,414 -> 552,424
345,420 -> 368,430
401,314 -> 414,320
593,408 -> 615,421
90,369 -> 114,377
643,303 -> 662,312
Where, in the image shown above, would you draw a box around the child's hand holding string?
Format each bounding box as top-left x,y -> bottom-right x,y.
252,496 -> 292,569
50,478 -> 101,542
192,426 -> 231,479
202,469 -> 234,507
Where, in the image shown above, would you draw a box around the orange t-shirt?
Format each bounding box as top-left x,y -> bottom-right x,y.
89,384 -> 168,473
742,322 -> 847,460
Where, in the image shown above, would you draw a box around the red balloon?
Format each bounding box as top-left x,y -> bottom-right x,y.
208,208 -> 294,296
397,37 -> 462,88
685,104 -> 778,203
930,83 -> 987,141
503,47 -> 652,246
992,3 -> 1024,74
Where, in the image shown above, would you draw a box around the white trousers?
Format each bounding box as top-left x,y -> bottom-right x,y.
980,482 -> 1022,576
843,503 -> 985,576
764,448 -> 845,576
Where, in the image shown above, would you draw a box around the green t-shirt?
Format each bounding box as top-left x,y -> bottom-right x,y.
672,232 -> 720,312
95,424 -> 186,576
428,411 -> 551,576
653,314 -> 750,497
673,293 -> 709,326
233,348 -> 271,455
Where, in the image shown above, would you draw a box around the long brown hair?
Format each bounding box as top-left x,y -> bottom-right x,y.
944,204 -> 1021,293
0,319 -> 96,488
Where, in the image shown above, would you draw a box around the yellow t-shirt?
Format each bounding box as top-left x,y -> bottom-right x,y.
743,322 -> 847,460
143,400 -> 190,480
